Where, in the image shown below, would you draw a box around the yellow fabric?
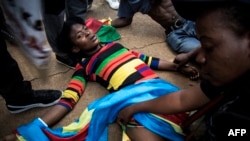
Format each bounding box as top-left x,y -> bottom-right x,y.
62,109 -> 94,133
151,114 -> 185,136
122,131 -> 131,141
99,17 -> 112,26
16,134 -> 26,141
120,123 -> 131,141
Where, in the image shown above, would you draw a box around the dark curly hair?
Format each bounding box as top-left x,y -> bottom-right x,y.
172,1 -> 250,36
205,3 -> 250,36
57,17 -> 85,53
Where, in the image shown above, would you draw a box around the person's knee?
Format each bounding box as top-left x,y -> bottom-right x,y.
166,32 -> 200,53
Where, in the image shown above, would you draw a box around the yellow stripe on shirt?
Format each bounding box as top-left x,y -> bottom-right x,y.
109,59 -> 144,90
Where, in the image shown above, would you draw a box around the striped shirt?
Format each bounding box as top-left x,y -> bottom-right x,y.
58,42 -> 160,110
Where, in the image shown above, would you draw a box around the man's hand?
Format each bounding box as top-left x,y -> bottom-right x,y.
117,105 -> 136,125
178,65 -> 199,80
174,53 -> 190,67
174,47 -> 201,67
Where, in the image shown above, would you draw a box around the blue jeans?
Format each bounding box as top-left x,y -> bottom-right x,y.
166,20 -> 200,53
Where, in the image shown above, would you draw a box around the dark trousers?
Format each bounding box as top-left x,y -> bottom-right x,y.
43,0 -> 88,57
0,33 -> 33,104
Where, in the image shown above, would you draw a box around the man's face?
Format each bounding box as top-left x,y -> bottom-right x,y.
195,10 -> 250,86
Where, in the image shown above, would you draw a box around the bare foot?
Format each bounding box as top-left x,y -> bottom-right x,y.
0,134 -> 18,141
178,65 -> 199,80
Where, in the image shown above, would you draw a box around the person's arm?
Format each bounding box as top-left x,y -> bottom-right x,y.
174,46 -> 201,67
40,105 -> 69,126
156,55 -> 200,80
117,84 -> 210,123
157,59 -> 178,71
130,50 -> 181,71
131,50 -> 199,79
42,63 -> 88,126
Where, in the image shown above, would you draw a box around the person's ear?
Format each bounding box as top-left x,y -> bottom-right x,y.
72,46 -> 80,53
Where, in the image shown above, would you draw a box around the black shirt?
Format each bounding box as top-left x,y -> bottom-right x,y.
198,72 -> 250,140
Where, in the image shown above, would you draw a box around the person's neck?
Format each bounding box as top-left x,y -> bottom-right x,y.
84,44 -> 102,57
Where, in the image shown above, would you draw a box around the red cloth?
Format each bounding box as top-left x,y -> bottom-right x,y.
85,18 -> 103,33
43,124 -> 89,141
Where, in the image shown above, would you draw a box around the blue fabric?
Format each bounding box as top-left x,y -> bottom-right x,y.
134,113 -> 184,141
85,78 -> 183,141
17,118 -> 50,141
17,78 -> 184,141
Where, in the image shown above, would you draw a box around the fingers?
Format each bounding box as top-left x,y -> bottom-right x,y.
190,73 -> 199,80
189,67 -> 200,80
179,65 -> 200,80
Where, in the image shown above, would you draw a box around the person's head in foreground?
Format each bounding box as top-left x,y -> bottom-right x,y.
173,0 -> 250,87
116,1 -> 250,141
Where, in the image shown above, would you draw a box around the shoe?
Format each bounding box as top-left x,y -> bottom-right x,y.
7,90 -> 62,114
111,17 -> 133,28
106,0 -> 119,10
56,55 -> 77,69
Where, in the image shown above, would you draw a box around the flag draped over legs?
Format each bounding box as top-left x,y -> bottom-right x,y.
16,78 -> 186,141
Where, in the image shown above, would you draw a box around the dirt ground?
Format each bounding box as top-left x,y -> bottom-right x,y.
0,1 -> 199,140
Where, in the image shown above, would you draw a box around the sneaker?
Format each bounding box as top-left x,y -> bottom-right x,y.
106,0 -> 119,10
111,17 -> 133,28
7,90 -> 62,114
56,55 -> 77,69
